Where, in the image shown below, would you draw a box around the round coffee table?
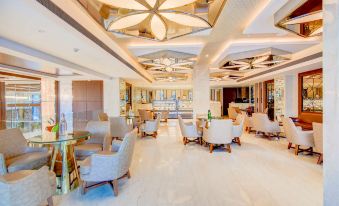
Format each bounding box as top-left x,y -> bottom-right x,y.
28,131 -> 91,194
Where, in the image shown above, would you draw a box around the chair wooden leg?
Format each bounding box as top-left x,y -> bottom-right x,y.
127,170 -> 131,179
317,154 -> 323,164
112,179 -> 119,196
237,137 -> 241,146
209,144 -> 214,153
288,142 -> 292,149
199,137 -> 202,145
226,144 -> 231,153
183,137 -> 187,145
295,145 -> 299,155
47,196 -> 54,206
81,181 -> 87,195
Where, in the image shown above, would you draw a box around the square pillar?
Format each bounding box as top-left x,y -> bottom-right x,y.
192,65 -> 210,118
103,78 -> 120,117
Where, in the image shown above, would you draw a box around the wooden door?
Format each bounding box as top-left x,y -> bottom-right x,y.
222,88 -> 237,116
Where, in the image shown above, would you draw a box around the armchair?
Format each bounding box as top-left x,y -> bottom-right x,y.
232,114 -> 245,146
109,117 -> 133,140
252,113 -> 281,139
312,122 -> 323,164
178,115 -> 202,145
80,129 -> 137,196
98,112 -> 108,121
75,121 -> 111,160
0,166 -> 56,206
140,115 -> 161,138
0,128 -> 50,174
282,117 -> 314,155
228,107 -> 239,120
202,119 -> 233,153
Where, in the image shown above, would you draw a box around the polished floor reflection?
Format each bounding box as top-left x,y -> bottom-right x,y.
56,120 -> 323,206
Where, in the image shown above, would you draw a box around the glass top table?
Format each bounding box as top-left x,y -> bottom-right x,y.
28,131 -> 91,195
28,130 -> 91,145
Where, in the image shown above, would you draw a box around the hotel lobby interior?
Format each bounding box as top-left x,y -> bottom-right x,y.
0,0 -> 338,205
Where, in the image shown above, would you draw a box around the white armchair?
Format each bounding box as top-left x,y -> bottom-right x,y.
228,107 -> 239,120
80,129 -> 137,196
282,117 -> 314,155
232,114 -> 245,146
312,122 -> 323,164
178,115 -> 202,145
202,119 -> 233,153
0,128 -> 50,175
140,115 -> 161,138
0,166 -> 56,206
75,121 -> 111,160
252,113 -> 281,139
109,117 -> 133,140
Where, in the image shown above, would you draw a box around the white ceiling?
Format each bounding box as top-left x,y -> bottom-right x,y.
0,0 -> 322,88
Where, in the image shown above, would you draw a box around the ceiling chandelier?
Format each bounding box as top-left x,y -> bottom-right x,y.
79,0 -> 227,41
220,48 -> 290,72
275,0 -> 322,37
141,57 -> 194,73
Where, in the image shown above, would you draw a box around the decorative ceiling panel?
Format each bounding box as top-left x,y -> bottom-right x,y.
78,0 -> 227,41
138,50 -> 195,82
274,0 -> 322,37
219,48 -> 291,72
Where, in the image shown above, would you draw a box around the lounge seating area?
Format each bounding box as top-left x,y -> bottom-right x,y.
1,0 -> 337,205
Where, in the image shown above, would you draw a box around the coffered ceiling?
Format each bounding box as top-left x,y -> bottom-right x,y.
0,0 -> 322,87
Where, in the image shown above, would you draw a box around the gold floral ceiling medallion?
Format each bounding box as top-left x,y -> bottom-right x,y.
138,50 -> 195,82
78,0 -> 227,41
274,0 -> 322,37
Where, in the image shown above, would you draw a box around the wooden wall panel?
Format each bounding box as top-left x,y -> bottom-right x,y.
72,81 -> 103,130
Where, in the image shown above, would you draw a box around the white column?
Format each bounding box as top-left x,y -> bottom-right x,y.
40,78 -> 56,136
103,78 -> 120,117
323,1 -> 339,205
284,74 -> 298,117
192,65 -> 210,118
59,79 -> 73,131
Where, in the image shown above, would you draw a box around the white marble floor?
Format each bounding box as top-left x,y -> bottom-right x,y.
55,120 -> 323,206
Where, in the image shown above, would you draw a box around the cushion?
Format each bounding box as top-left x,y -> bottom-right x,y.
6,152 -> 50,173
79,157 -> 91,175
74,144 -> 102,158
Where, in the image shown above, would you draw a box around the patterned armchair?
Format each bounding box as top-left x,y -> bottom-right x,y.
75,121 -> 111,160
0,166 -> 56,206
80,129 -> 137,196
0,128 -> 50,175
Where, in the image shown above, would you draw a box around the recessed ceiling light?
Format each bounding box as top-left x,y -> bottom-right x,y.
205,54 -> 209,57
73,48 -> 80,53
38,29 -> 45,33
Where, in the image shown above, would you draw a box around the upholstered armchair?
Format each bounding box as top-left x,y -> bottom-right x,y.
242,111 -> 254,132
232,114 -> 245,146
98,112 -> 108,121
228,107 -> 239,120
160,110 -> 169,122
140,115 -> 161,138
252,113 -> 281,138
0,166 -> 56,206
312,122 -> 323,164
0,128 -> 50,175
75,121 -> 111,160
178,115 -> 202,145
109,117 -> 133,140
282,117 -> 314,155
80,129 -> 137,196
202,119 -> 233,153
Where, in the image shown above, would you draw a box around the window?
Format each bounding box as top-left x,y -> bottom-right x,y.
5,82 -> 42,136
301,72 -> 323,112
